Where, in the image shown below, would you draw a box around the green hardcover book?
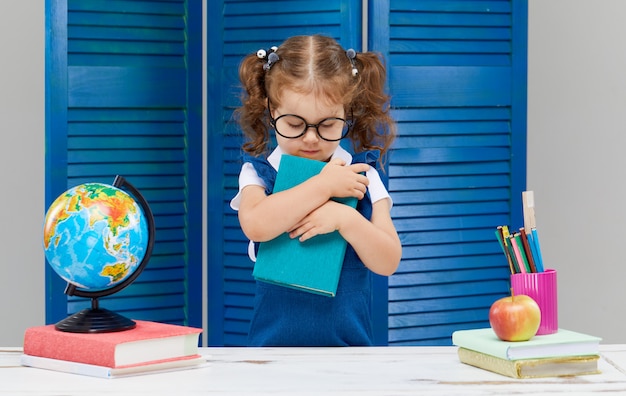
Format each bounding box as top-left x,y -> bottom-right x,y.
252,155 -> 357,297
457,347 -> 600,379
452,328 -> 602,360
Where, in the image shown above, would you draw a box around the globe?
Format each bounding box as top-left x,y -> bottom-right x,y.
42,176 -> 155,333
44,183 -> 148,291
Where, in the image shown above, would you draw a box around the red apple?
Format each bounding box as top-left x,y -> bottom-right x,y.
489,290 -> 541,342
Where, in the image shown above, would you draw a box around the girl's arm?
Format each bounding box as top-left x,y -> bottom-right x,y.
339,198 -> 401,276
238,159 -> 370,242
288,198 -> 401,276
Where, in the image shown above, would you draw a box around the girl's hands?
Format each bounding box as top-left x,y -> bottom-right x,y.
289,159 -> 369,242
317,158 -> 370,200
288,200 -> 348,242
289,196 -> 401,276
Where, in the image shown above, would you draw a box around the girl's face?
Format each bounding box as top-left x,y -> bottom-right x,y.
271,89 -> 345,162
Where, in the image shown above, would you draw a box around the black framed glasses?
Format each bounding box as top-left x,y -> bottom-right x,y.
268,99 -> 353,142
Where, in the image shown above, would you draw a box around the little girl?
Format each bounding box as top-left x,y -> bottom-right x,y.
230,35 -> 401,346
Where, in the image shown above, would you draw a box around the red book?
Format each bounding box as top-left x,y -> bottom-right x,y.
23,320 -> 202,368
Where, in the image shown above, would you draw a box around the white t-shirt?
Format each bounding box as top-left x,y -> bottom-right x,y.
230,145 -> 392,211
229,146 -> 392,261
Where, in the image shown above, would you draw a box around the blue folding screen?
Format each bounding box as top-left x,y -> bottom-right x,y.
45,0 -> 203,331
46,0 -> 528,346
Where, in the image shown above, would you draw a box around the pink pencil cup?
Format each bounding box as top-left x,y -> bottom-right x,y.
510,269 -> 558,335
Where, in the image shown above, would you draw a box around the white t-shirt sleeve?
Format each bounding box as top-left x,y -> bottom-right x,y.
229,162 -> 266,211
366,166 -> 393,209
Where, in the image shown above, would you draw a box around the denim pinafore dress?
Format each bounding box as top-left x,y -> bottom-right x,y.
244,151 -> 377,346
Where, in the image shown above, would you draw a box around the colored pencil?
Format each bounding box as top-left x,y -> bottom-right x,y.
519,227 -> 537,272
496,227 -> 515,274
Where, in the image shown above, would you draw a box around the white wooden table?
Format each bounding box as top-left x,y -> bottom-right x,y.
3,345 -> 626,395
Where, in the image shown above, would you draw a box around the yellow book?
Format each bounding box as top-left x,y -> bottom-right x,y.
458,347 -> 600,379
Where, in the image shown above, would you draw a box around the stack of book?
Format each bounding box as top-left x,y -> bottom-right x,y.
21,320 -> 205,378
452,328 -> 602,379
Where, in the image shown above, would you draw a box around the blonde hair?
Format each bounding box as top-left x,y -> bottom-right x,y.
235,35 -> 395,158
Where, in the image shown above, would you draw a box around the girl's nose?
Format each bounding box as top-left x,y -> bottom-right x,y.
301,126 -> 319,143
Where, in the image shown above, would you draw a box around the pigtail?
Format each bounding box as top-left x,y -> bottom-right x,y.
235,53 -> 272,156
349,52 -> 396,158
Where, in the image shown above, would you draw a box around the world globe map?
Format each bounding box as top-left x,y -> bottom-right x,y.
43,182 -> 150,292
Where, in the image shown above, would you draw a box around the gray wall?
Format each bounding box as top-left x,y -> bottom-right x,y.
1,0 -> 45,346
2,0 -> 624,346
527,0 -> 626,343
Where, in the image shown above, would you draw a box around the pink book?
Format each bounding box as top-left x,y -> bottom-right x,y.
23,320 -> 202,368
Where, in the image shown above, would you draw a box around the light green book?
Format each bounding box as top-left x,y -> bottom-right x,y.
452,328 -> 601,360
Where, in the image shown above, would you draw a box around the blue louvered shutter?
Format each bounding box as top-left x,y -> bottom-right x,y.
370,0 -> 528,345
207,0 -> 378,346
45,0 -> 203,330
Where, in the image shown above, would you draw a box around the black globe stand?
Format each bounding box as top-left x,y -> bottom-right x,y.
54,176 -> 155,333
54,296 -> 136,333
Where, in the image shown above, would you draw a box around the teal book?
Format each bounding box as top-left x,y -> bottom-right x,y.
252,155 -> 357,297
452,328 -> 602,360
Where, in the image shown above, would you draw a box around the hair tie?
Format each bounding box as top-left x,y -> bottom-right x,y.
346,49 -> 358,77
257,46 -> 279,71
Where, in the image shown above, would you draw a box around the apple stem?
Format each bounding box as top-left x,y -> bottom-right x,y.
510,287 -> 515,301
